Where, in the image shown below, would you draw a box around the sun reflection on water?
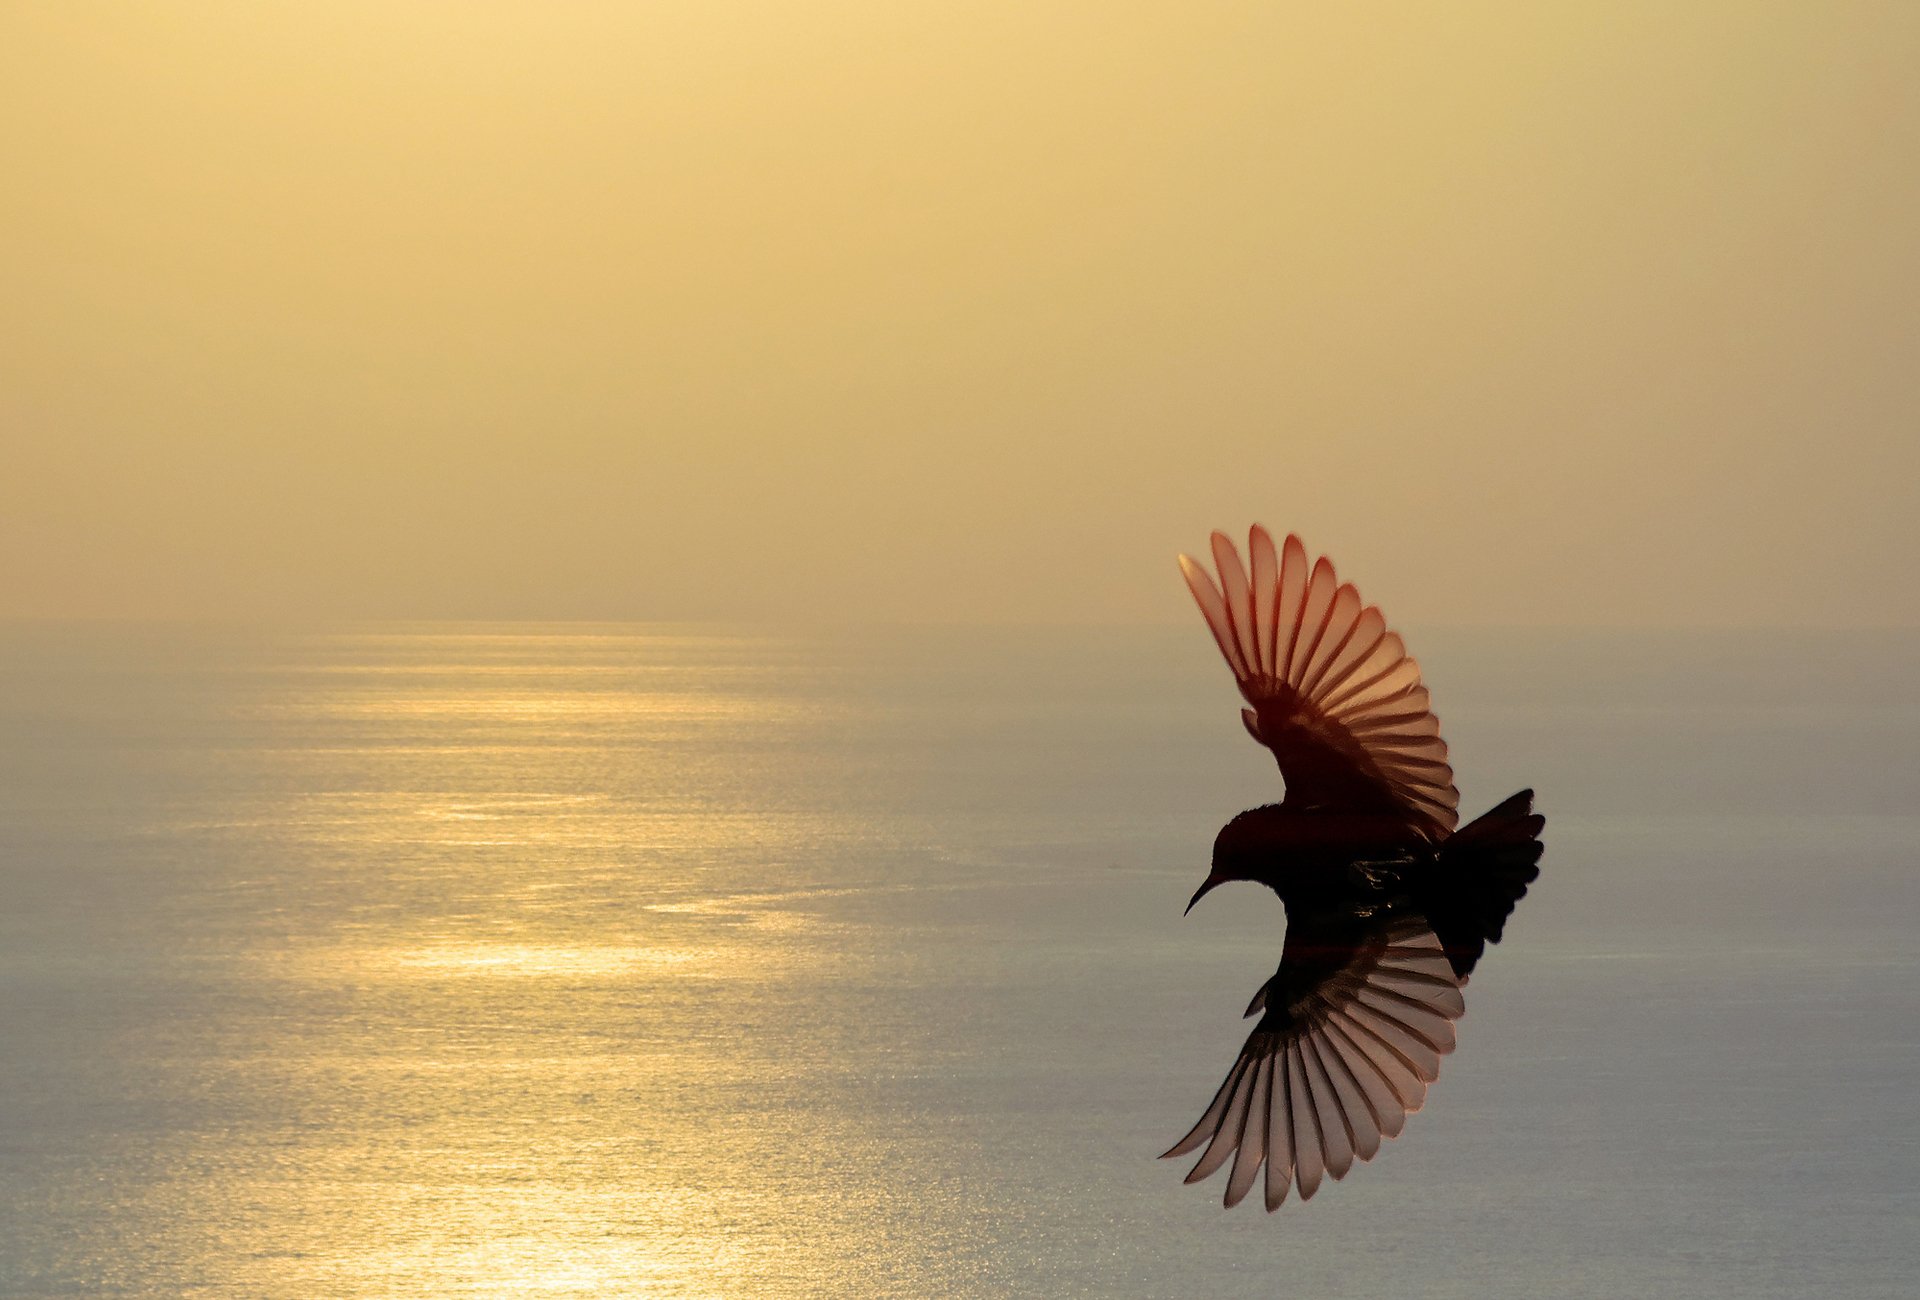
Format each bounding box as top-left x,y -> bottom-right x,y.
385,941 -> 711,976
89,628 -> 905,1297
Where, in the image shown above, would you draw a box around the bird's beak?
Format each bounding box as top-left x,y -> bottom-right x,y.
1185,872 -> 1230,915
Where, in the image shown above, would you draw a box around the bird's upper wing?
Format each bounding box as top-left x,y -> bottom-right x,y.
1161,915 -> 1464,1209
1179,527 -> 1459,837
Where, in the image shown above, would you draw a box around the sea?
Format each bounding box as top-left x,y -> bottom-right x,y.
0,622 -> 1914,1297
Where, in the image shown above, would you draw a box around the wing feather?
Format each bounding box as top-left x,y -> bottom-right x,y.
1275,535 -> 1310,681
1162,1054 -> 1252,1159
1296,585 -> 1364,698
1301,601 -> 1381,698
1185,1060 -> 1257,1184
1225,1052 -> 1273,1207
1249,527 -> 1281,676
1263,1050 -> 1292,1211
1178,556 -> 1250,681
1210,532 -> 1261,679
1324,1012 -> 1412,1132
1288,1041 -> 1326,1199
1304,1033 -> 1357,1180
1288,558 -> 1340,684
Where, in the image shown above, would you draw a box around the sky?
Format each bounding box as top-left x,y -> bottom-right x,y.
3,1 -> 1916,626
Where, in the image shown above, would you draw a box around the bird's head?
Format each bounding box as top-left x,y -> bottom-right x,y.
1184,810 -> 1269,914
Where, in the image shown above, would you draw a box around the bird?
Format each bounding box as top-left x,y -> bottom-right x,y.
1163,526 -> 1543,1210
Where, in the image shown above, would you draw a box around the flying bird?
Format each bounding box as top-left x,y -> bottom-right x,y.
1164,527 -> 1543,1209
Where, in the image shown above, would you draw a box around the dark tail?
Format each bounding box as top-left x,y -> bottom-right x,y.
1420,789 -> 1544,982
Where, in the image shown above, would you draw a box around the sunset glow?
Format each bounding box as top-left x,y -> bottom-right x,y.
6,3 -> 1916,626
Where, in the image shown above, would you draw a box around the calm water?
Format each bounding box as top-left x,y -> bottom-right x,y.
1,623 -> 1915,1297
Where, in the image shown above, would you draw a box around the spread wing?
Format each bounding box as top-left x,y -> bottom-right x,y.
1161,916 -> 1465,1208
1179,527 -> 1459,837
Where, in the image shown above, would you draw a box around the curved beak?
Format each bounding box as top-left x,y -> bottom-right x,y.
1185,872 -> 1230,915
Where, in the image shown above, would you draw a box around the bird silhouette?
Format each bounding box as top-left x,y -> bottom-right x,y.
1164,527 -> 1543,1209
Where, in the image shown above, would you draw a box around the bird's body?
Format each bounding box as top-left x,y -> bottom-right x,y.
1212,803 -> 1425,907
1166,527 -> 1543,1209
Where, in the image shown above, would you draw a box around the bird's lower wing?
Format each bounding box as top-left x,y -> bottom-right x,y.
1161,920 -> 1464,1209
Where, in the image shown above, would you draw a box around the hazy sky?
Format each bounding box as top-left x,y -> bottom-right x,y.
4,2 -> 1916,626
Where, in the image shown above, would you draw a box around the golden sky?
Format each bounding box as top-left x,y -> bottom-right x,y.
4,2 -> 1915,625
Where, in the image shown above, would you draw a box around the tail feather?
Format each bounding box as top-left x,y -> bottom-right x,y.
1424,789 -> 1544,981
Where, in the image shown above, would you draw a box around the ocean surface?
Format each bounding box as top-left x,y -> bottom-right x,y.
0,622 -> 1914,1298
